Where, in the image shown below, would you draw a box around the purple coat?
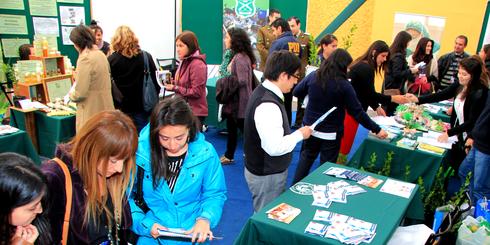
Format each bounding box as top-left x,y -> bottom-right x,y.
41,144 -> 133,244
174,51 -> 208,116
223,52 -> 253,119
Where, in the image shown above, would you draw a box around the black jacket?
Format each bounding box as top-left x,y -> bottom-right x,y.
384,52 -> 415,92
349,62 -> 391,111
418,81 -> 488,138
472,90 -> 490,154
437,52 -> 470,84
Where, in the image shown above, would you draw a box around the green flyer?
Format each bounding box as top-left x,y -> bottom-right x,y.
0,14 -> 28,35
30,0 -> 58,17
1,38 -> 30,58
0,0 -> 24,10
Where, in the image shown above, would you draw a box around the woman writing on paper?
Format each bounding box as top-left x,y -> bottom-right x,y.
292,49 -> 387,184
129,97 -> 226,244
42,110 -> 138,244
406,56 -> 489,169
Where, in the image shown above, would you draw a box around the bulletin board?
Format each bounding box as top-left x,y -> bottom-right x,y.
0,0 -> 91,67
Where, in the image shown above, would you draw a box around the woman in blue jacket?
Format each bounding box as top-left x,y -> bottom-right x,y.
129,96 -> 227,244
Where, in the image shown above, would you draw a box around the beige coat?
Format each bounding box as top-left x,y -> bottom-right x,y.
70,49 -> 114,131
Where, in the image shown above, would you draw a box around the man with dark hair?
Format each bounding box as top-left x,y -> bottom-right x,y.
437,35 -> 470,90
243,50 -> 312,212
268,17 -> 301,126
288,16 -> 311,128
257,9 -> 281,71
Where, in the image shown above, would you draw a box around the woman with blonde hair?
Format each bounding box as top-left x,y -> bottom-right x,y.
109,25 -> 159,132
42,110 -> 138,244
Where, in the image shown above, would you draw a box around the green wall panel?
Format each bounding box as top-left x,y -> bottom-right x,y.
182,0 -> 307,65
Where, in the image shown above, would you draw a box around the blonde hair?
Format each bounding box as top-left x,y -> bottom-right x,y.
111,25 -> 140,58
70,110 -> 137,228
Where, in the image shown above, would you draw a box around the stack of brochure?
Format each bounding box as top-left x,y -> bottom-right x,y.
311,181 -> 366,208
323,167 -> 384,189
0,125 -> 19,136
266,203 -> 301,224
305,210 -> 377,244
379,179 -> 416,199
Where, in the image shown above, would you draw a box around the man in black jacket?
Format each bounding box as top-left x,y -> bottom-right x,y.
437,35 -> 470,91
459,89 -> 490,203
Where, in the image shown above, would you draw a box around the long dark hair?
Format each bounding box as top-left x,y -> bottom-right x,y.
0,153 -> 51,245
227,27 -> 256,65
459,55 -> 489,99
412,37 -> 434,64
149,97 -> 198,188
352,40 -> 389,74
316,48 -> 353,91
176,31 -> 201,57
482,44 -> 490,62
319,34 -> 338,56
389,31 -> 412,57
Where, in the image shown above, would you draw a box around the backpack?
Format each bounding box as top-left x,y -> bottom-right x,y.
142,51 -> 158,112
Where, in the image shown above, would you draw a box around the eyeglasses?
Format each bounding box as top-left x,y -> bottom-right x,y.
290,73 -> 301,80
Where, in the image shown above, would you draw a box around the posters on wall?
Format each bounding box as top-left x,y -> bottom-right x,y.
0,14 -> 28,35
29,0 -> 58,17
223,0 -> 269,50
1,38 -> 30,58
60,6 -> 85,26
0,0 -> 25,10
61,26 -> 75,45
33,17 -> 59,36
393,13 -> 446,56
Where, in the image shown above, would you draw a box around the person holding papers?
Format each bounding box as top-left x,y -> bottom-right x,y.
130,97 -> 226,244
292,49 -> 387,185
406,56 -> 489,169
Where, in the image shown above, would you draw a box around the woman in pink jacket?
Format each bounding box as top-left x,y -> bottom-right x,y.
165,31 -> 208,129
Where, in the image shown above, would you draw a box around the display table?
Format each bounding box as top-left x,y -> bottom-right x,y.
347,135 -> 447,220
0,130 -> 40,164
234,162 -> 418,245
10,108 -> 75,158
427,102 -> 451,123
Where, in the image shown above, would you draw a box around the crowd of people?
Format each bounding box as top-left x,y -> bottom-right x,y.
3,9 -> 490,244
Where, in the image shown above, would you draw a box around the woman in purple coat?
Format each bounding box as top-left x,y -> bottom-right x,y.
220,27 -> 257,164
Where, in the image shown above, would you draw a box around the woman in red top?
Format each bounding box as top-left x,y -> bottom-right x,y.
165,31 -> 208,129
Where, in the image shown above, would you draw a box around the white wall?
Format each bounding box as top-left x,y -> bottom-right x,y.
91,0 -> 180,62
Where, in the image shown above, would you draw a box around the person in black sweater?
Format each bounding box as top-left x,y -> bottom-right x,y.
292,49 -> 387,184
406,56 -> 489,169
340,40 -> 409,155
458,89 -> 490,203
108,25 -> 159,132
383,31 -> 418,115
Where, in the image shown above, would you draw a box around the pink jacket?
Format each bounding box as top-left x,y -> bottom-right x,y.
174,51 -> 208,116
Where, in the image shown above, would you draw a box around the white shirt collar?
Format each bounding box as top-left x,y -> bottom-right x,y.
262,80 -> 284,101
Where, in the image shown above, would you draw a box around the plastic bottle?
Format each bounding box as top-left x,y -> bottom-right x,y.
42,37 -> 49,57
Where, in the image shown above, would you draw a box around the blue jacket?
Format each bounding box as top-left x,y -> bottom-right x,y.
293,72 -> 381,136
129,125 -> 227,244
268,31 -> 301,57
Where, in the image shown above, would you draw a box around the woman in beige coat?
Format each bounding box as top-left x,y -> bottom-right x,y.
69,25 -> 114,131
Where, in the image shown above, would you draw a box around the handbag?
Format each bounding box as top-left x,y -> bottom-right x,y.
52,157 -> 72,245
111,77 -> 124,107
142,51 -> 158,112
127,165 -> 150,244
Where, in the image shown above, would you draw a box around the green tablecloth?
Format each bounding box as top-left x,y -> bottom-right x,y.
234,162 -> 418,245
0,130 -> 40,164
10,109 -> 75,158
347,135 -> 447,220
428,102 -> 451,123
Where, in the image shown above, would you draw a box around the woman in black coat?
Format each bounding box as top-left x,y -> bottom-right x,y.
406,56 -> 489,169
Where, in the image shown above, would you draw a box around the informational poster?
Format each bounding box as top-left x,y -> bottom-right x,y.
0,14 -> 28,35
47,78 -> 72,101
0,0 -> 24,10
60,6 -> 85,26
57,0 -> 83,3
393,13 -> 446,56
61,26 -> 75,45
1,38 -> 30,58
223,0 -> 269,59
29,0 -> 57,17
33,17 -> 59,36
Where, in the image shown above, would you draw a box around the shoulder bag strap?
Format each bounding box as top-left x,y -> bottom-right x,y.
52,157 -> 72,245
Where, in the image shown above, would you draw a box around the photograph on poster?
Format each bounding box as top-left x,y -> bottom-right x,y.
61,26 -> 75,45
393,12 -> 445,56
60,6 -> 85,26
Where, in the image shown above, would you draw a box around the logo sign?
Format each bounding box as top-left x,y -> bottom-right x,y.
235,0 -> 256,18
289,182 -> 314,195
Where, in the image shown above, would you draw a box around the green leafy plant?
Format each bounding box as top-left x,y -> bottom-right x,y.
364,152 -> 377,173
404,165 -> 411,182
449,172 -> 472,232
308,35 -> 320,67
1,63 -> 16,86
417,177 -> 426,198
378,151 -> 393,176
341,24 -> 358,51
336,153 -> 347,164
422,167 -> 454,220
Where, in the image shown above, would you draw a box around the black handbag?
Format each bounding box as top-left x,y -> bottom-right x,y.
111,77 -> 124,108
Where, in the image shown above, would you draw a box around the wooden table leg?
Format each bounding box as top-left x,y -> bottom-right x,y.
23,111 -> 38,151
